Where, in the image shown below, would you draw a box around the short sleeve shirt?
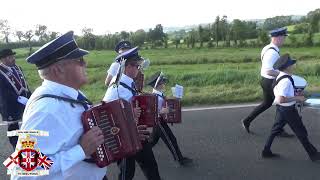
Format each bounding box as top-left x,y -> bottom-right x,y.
273,72 -> 296,106
260,43 -> 280,79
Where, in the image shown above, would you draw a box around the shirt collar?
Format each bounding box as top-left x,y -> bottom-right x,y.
120,74 -> 134,87
277,71 -> 290,79
42,79 -> 79,100
269,43 -> 280,52
152,89 -> 163,96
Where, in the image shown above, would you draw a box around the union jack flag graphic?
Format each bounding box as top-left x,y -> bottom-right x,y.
37,152 -> 53,170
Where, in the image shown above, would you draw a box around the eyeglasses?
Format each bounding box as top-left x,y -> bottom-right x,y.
65,57 -> 86,66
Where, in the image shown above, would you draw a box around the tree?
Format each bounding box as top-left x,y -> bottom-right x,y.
230,19 -> 246,46
258,29 -> 269,45
263,16 -> 293,30
120,31 -> 130,40
148,24 -> 166,48
188,30 -> 197,48
174,36 -> 180,48
48,31 -> 59,41
81,27 -> 96,50
0,19 -> 11,43
131,29 -> 146,47
35,24 -> 48,42
22,30 -> 34,56
307,8 -> 320,33
15,31 -> 24,42
198,25 -> 204,48
214,16 -> 220,46
220,15 -> 230,46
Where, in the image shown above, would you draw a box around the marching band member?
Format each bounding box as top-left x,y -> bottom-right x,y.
105,41 -> 132,87
11,31 -> 107,179
262,54 -> 320,161
0,48 -> 32,149
147,71 -> 193,166
103,47 -> 161,180
242,27 -> 293,137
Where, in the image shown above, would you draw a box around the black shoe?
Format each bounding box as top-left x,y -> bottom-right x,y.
242,119 -> 250,133
179,157 -> 193,166
262,150 -> 280,158
310,152 -> 320,162
277,131 -> 295,138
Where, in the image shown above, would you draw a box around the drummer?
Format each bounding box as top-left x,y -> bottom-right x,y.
262,54 -> 320,161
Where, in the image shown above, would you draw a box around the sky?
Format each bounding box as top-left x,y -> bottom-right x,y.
0,0 -> 319,36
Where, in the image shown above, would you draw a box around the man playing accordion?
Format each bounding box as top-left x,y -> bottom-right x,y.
103,47 -> 161,180
11,31 -> 107,179
147,71 -> 193,166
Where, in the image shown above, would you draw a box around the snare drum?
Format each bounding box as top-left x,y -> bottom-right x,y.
292,75 -> 307,90
304,98 -> 320,109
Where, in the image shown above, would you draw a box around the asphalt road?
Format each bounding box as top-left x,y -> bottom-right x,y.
1,105 -> 320,180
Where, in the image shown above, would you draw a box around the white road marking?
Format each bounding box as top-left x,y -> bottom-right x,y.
183,103 -> 259,111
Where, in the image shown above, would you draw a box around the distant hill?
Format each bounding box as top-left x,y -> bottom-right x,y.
163,15 -> 304,33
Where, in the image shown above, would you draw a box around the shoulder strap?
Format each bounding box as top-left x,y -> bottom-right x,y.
31,94 -> 88,108
262,47 -> 280,60
155,93 -> 165,99
273,75 -> 295,89
119,82 -> 137,96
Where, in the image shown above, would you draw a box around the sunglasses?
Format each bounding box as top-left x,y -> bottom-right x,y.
66,57 -> 86,66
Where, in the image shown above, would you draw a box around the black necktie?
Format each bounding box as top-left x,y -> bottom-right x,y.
131,82 -> 138,95
77,92 -> 89,110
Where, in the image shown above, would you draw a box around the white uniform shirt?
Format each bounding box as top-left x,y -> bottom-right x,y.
260,43 -> 280,79
11,80 -> 107,180
273,72 -> 296,107
152,89 -> 165,112
107,62 -> 120,77
103,74 -> 135,103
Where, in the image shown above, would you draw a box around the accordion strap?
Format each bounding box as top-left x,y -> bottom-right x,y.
119,82 -> 138,96
30,94 -> 96,164
31,94 -> 89,108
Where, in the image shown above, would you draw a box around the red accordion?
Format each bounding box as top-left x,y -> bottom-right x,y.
134,71 -> 144,93
82,99 -> 142,168
132,94 -> 158,127
163,98 -> 182,123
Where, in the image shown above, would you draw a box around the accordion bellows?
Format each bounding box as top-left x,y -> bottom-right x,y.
82,99 -> 142,167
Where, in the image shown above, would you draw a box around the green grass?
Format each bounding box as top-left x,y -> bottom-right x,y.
14,46 -> 320,106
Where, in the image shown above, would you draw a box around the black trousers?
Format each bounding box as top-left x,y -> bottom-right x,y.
8,122 -> 19,149
244,77 -> 275,124
264,105 -> 318,158
117,142 -> 161,180
149,121 -> 184,161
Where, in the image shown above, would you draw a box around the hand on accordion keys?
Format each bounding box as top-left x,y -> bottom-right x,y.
159,107 -> 169,115
79,126 -> 105,156
137,125 -> 150,141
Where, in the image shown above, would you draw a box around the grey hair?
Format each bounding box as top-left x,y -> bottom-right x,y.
38,60 -> 68,79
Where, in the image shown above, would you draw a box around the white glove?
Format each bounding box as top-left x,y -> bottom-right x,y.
17,96 -> 29,105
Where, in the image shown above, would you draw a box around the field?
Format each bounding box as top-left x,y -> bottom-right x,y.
13,47 -> 320,106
